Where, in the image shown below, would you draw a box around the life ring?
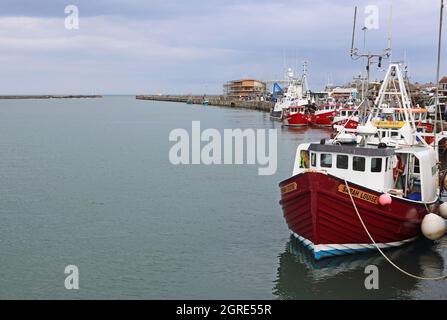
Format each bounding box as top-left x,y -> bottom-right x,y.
393,156 -> 404,181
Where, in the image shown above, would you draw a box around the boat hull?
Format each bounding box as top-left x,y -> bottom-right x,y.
311,110 -> 338,127
270,110 -> 283,120
279,172 -> 428,260
332,118 -> 359,130
283,112 -> 310,127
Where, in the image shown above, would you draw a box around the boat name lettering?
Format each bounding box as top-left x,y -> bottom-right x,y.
337,184 -> 379,204
372,120 -> 405,129
281,182 -> 297,195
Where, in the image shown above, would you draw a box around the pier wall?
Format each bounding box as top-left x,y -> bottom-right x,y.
135,95 -> 273,112
0,95 -> 103,99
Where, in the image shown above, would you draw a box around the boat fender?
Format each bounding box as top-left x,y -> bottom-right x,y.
439,202 -> 447,219
421,213 -> 446,240
379,194 -> 392,206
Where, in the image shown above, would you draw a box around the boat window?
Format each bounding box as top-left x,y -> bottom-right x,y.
311,152 -> 316,167
371,158 -> 383,173
414,157 -> 420,174
353,156 -> 366,172
336,155 -> 349,169
300,150 -> 310,169
321,154 -> 332,168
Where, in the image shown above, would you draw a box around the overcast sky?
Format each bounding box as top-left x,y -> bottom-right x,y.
0,0 -> 445,94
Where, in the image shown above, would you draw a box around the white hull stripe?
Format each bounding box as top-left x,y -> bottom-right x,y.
291,232 -> 418,260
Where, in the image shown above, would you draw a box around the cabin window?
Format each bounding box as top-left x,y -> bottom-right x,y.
414,158 -> 420,174
311,152 -> 316,167
371,158 -> 383,173
321,154 -> 332,168
300,150 -> 310,169
336,155 -> 349,169
353,156 -> 366,172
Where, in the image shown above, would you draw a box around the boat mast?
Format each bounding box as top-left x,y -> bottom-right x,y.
302,61 -> 309,93
350,6 -> 392,121
370,63 -> 416,127
434,0 -> 445,158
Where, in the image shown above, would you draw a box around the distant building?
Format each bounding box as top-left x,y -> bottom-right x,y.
440,76 -> 447,96
224,79 -> 267,100
326,86 -> 358,100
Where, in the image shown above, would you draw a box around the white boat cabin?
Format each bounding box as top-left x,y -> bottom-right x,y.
286,105 -> 311,115
339,109 -> 358,118
293,142 -> 438,203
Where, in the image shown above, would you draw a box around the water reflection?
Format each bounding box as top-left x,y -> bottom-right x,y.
273,236 -> 445,299
281,126 -> 333,135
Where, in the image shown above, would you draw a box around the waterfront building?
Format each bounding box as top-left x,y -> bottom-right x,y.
223,79 -> 267,100
440,76 -> 447,96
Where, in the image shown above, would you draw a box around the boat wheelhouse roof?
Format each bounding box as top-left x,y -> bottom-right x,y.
308,143 -> 395,157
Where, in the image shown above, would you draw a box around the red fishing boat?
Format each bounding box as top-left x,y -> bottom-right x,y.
283,104 -> 312,127
278,64 -> 440,260
311,98 -> 342,127
279,143 -> 436,259
332,108 -> 359,129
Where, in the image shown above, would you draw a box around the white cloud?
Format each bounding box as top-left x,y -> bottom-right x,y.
0,0 -> 444,94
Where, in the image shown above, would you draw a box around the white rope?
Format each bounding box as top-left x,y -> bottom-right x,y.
344,179 -> 447,281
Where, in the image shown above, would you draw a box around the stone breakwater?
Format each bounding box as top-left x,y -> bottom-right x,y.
136,95 -> 273,112
0,95 -> 103,99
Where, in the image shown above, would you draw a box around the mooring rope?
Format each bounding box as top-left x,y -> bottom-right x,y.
344,179 -> 447,281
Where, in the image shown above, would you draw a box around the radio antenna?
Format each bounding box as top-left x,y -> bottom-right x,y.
387,5 -> 393,59
351,6 -> 358,57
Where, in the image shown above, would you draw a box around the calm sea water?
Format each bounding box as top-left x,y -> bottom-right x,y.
0,96 -> 446,299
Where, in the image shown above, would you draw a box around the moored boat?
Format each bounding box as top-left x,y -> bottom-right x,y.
270,68 -> 305,120
279,143 -> 436,259
283,104 -> 312,127
332,108 -> 359,129
278,63 -> 441,260
270,82 -> 303,120
311,98 -> 342,127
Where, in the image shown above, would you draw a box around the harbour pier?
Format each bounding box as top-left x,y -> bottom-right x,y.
135,95 -> 273,112
0,95 -> 103,99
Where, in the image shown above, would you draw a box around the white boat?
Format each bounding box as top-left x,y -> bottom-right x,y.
270,68 -> 305,120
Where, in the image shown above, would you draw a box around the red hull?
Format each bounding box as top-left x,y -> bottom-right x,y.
311,111 -> 338,127
279,172 -> 428,259
284,112 -> 310,127
332,118 -> 359,130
